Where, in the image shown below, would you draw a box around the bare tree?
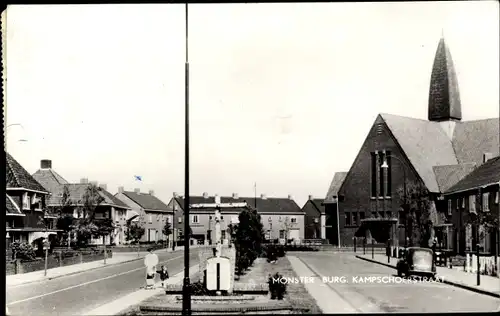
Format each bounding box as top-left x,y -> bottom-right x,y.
55,185 -> 75,249
281,217 -> 296,245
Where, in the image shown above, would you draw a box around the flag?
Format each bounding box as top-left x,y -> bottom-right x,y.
134,175 -> 142,181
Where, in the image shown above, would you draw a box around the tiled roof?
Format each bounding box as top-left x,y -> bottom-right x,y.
432,163 -> 477,193
310,199 -> 325,214
445,156 -> 500,194
120,191 -> 170,212
452,118 -> 499,166
47,184 -> 129,209
174,195 -> 303,214
32,169 -> 69,192
6,194 -> 22,215
6,153 -> 48,193
381,113 -> 458,192
324,172 -> 347,203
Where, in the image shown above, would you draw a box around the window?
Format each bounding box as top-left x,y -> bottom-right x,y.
371,152 -> 377,197
221,216 -> 224,220
461,197 -> 465,208
351,213 -> 357,226
359,212 -> 365,221
192,215 -> 199,223
469,195 -> 476,214
148,215 -> 152,223
157,215 -> 160,221
279,216 -> 283,222
22,193 -> 30,210
482,193 -> 490,212
178,217 -> 182,224
167,216 -> 171,223
496,191 -> 499,204
386,151 -> 392,197
447,199 -> 452,216
221,231 -> 226,240
345,212 -> 351,226
386,212 -> 392,218
372,212 -> 377,218
269,223 -> 272,230
456,198 -> 459,209
268,216 -> 272,222
379,152 -> 384,197
279,230 -> 285,239
291,217 -> 297,223
379,212 -> 384,218
209,216 -> 212,220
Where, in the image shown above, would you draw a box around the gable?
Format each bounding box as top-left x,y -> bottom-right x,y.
6,153 -> 49,193
324,172 -> 347,203
446,156 -> 500,193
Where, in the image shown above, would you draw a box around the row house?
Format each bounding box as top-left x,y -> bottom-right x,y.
444,156 -> 500,255
32,160 -> 130,245
328,35 -> 499,248
301,195 -> 325,240
169,192 -> 305,244
6,153 -> 59,254
114,188 -> 173,243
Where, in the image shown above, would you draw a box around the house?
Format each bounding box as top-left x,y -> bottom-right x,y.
332,35 -> 499,247
302,195 -> 325,240
6,153 -> 59,253
169,192 -> 305,244
323,172 -> 347,246
32,159 -> 131,245
114,188 -> 173,243
444,156 -> 500,255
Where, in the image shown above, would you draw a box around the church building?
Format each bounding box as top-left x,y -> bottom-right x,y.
328,36 -> 499,248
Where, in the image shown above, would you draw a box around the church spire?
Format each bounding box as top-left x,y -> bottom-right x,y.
428,35 -> 462,122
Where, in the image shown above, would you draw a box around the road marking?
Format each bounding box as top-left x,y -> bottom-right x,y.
7,255 -> 183,306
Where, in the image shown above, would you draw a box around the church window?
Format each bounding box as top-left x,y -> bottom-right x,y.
386,151 -> 392,197
379,152 -> 384,197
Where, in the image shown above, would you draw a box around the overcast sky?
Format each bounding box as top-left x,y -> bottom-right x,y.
4,2 -> 499,207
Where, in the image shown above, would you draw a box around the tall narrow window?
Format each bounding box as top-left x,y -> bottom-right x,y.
351,213 -> 357,226
482,193 -> 490,212
371,152 -> 377,197
469,195 -> 476,214
386,151 -> 392,197
379,152 -> 385,197
447,199 -> 452,216
345,212 -> 351,226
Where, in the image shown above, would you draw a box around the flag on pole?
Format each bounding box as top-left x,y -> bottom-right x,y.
134,175 -> 142,181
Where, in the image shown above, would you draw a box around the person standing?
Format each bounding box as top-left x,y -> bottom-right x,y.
144,248 -> 159,289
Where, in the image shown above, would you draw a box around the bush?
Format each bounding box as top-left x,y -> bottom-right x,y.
11,242 -> 37,261
190,280 -> 210,296
268,272 -> 287,300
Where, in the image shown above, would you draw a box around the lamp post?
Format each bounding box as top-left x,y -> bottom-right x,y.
381,154 -> 409,247
182,3 -> 191,315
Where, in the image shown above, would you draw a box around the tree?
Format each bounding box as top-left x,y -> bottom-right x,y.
465,189 -> 499,252
234,207 -> 265,275
163,222 -> 172,248
396,181 -> 436,248
126,221 -> 145,244
55,185 -> 75,249
281,217 -> 296,245
73,184 -> 105,247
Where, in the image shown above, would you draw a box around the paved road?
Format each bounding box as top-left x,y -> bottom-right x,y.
6,249 -> 201,316
294,252 -> 500,313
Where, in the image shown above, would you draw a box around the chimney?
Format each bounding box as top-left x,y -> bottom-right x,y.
149,190 -> 154,196
40,159 -> 52,169
260,194 -> 267,200
288,194 -> 293,200
203,192 -> 209,199
134,188 -> 140,194
308,195 -> 313,200
118,186 -> 124,193
80,178 -> 89,184
173,192 -> 179,197
232,193 -> 239,199
483,152 -> 494,163
214,194 -> 221,204
99,183 -> 107,191
89,181 -> 98,187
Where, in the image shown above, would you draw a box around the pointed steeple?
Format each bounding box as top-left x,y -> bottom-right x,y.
428,35 -> 462,122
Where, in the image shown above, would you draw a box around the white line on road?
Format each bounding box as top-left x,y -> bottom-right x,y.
7,255 -> 183,306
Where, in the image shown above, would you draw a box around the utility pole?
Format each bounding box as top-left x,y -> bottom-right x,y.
182,3 -> 191,315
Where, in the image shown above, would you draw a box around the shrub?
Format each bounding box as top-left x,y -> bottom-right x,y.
190,280 -> 210,296
268,272 -> 287,300
11,242 -> 37,261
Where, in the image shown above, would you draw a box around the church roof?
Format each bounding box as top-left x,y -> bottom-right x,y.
428,37 -> 462,121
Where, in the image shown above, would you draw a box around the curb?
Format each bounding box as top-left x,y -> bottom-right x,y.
6,247 -> 192,287
355,255 -> 500,299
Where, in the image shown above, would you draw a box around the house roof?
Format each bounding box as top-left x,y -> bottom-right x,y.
46,184 -> 130,209
174,195 -> 304,214
324,172 -> 347,203
6,194 -> 23,215
432,163 -> 477,193
304,199 -> 325,215
380,114 -> 499,193
445,156 -> 500,194
6,153 -> 49,193
32,169 -> 69,193
119,191 -> 170,212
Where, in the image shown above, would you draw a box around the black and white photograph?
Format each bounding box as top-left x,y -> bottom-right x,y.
3,1 -> 500,315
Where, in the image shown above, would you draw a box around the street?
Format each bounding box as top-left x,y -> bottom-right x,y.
6,249 -> 201,316
294,252 -> 500,313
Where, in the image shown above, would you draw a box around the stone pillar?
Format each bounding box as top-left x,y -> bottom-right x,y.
320,214 -> 326,240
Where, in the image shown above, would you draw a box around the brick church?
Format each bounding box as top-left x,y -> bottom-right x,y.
324,35 -> 499,248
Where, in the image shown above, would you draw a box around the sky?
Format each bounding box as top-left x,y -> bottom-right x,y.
4,2 -> 499,208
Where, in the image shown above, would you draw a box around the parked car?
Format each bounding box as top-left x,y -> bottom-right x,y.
396,247 -> 436,279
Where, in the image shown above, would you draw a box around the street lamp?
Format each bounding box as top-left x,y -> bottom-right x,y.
381,154 -> 409,247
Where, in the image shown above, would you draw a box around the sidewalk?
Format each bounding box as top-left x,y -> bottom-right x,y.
356,254 -> 500,299
287,256 -> 360,313
83,264 -> 199,315
6,246 -> 201,287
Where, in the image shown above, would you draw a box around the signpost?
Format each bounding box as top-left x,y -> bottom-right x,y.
43,239 -> 50,277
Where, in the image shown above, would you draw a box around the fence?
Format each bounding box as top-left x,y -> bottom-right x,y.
6,249 -> 112,275
463,254 -> 500,277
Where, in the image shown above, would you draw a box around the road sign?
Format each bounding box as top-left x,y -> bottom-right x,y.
43,240 -> 50,250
